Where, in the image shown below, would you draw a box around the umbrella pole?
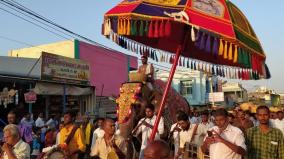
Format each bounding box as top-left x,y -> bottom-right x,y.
149,45 -> 182,142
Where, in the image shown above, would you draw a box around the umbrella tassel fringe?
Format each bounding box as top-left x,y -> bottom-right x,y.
233,45 -> 238,63
205,34 -> 211,53
126,19 -> 131,35
154,20 -> 159,38
165,20 -> 171,36
199,33 -> 206,50
148,20 -> 154,38
218,39 -> 224,56
228,43 -> 233,60
191,27 -> 196,42
212,37 -> 218,57
159,20 -> 165,37
139,20 -> 144,36
223,41 -> 228,59
111,31 -> 263,80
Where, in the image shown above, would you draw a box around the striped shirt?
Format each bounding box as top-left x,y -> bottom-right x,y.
246,126 -> 284,159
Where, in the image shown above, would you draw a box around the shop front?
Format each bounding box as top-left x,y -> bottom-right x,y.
0,52 -> 94,124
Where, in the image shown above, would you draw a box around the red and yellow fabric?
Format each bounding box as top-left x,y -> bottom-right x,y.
184,0 -> 235,38
103,0 -> 270,80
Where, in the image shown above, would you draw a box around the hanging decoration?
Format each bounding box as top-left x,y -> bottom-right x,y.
110,31 -> 263,80
0,87 -> 18,108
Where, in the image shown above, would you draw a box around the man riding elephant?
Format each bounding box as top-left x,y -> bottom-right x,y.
116,55 -> 189,158
138,55 -> 154,90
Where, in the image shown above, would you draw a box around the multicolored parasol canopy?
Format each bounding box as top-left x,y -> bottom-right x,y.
103,0 -> 270,80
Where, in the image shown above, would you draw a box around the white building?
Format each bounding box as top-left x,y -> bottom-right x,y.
156,69 -> 208,106
222,83 -> 248,106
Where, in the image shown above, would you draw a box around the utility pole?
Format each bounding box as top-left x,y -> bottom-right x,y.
29,84 -> 32,113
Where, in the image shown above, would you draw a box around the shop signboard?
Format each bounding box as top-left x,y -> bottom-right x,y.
41,52 -> 90,85
206,92 -> 224,102
24,91 -> 37,103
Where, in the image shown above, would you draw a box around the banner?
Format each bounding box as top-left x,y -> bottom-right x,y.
41,52 -> 90,85
206,92 -> 224,102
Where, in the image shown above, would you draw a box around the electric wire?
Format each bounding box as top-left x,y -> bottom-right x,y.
0,0 -> 77,40
0,6 -> 70,40
0,0 -> 189,74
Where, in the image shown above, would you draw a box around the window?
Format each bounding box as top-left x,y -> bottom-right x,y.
180,80 -> 193,96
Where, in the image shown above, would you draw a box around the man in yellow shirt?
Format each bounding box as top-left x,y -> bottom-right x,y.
80,115 -> 93,158
59,111 -> 86,159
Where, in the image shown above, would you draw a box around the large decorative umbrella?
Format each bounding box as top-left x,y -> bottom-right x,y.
102,0 -> 270,141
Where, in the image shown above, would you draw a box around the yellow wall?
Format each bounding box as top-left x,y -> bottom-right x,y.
8,40 -> 75,58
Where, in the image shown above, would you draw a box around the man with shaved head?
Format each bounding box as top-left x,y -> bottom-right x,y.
143,140 -> 172,159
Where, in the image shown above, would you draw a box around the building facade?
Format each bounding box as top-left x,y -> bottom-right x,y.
222,83 -> 248,107
9,39 -> 138,96
249,87 -> 281,106
8,39 -> 138,117
156,69 -> 208,106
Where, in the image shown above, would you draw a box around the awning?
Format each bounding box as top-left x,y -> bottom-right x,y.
34,82 -> 92,96
0,56 -> 41,79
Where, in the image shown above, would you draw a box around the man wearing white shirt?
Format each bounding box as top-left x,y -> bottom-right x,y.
169,110 -> 184,156
201,108 -> 246,159
2,124 -> 30,159
170,123 -> 181,156
35,113 -> 46,134
45,115 -> 57,130
189,108 -> 200,124
133,104 -> 164,159
273,111 -> 284,135
90,118 -> 105,150
192,111 -> 214,147
174,111 -> 196,159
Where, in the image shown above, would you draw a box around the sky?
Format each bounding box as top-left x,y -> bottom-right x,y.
0,0 -> 283,93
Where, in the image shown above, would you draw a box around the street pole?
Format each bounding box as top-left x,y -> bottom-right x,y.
29,83 -> 32,114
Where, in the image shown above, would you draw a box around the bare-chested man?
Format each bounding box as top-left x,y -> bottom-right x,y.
138,55 -> 154,82
138,55 -> 154,90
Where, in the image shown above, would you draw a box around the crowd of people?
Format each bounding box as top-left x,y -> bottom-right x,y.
0,104 -> 283,159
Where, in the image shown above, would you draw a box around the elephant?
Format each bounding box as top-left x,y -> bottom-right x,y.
116,79 -> 189,159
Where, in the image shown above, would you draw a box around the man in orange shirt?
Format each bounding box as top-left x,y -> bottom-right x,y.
59,111 -> 86,159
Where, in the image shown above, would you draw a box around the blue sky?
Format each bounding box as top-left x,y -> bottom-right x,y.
0,0 -> 283,92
